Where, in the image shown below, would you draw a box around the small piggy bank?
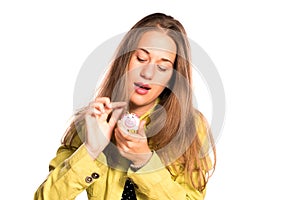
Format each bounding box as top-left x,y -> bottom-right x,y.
120,113 -> 140,134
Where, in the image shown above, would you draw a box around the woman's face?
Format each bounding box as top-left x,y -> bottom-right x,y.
128,31 -> 177,113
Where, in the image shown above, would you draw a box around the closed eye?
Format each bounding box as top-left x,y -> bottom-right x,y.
137,56 -> 147,62
157,65 -> 167,72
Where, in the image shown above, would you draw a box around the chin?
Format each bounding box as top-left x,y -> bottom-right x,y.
130,96 -> 147,106
130,94 -> 154,107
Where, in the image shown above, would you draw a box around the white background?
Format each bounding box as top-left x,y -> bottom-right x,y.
1,0 -> 299,199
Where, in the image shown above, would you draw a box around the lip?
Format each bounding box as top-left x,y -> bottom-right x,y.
134,82 -> 151,95
134,82 -> 151,90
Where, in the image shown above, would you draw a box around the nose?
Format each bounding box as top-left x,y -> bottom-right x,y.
140,64 -> 155,80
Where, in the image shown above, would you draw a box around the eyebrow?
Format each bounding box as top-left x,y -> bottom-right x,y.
137,48 -> 174,65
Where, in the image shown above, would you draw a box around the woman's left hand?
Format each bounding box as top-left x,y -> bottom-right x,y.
115,120 -> 152,166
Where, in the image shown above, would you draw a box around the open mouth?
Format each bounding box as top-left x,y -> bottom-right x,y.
134,82 -> 151,90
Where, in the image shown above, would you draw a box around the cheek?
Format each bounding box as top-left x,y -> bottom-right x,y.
127,60 -> 140,80
151,85 -> 166,95
128,57 -> 140,71
153,74 -> 173,93
155,72 -> 173,86
128,59 -> 134,71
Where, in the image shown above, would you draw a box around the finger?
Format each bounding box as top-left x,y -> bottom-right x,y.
117,121 -> 135,139
95,97 -> 111,107
117,144 -> 129,155
92,100 -> 126,113
114,130 -> 129,151
87,102 -> 108,121
95,97 -> 117,111
116,121 -> 142,142
114,128 -> 124,144
94,101 -> 111,112
98,103 -> 105,113
103,101 -> 127,118
89,102 -> 106,114
110,102 -> 127,109
117,120 -> 128,135
88,107 -> 102,116
108,107 -> 125,128
86,105 -> 101,118
115,122 -> 129,140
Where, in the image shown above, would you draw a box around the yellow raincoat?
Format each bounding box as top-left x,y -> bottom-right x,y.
34,109 -> 212,200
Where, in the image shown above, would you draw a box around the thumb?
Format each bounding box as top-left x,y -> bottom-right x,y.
108,107 -> 124,128
137,120 -> 147,138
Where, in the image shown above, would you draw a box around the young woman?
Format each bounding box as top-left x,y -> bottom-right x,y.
34,13 -> 216,200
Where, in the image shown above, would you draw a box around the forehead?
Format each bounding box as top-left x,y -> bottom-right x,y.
137,31 -> 177,55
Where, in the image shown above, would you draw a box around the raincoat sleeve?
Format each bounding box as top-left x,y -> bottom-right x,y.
34,142 -> 109,200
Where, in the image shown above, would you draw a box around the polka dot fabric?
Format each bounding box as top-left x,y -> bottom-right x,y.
121,179 -> 137,200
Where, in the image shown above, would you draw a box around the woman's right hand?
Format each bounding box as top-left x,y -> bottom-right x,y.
84,97 -> 127,159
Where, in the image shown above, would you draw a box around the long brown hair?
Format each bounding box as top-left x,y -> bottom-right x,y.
63,13 -> 216,192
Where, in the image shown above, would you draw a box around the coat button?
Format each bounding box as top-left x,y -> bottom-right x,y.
85,176 -> 93,183
91,172 -> 100,179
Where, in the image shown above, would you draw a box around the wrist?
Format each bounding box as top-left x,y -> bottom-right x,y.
130,151 -> 153,171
